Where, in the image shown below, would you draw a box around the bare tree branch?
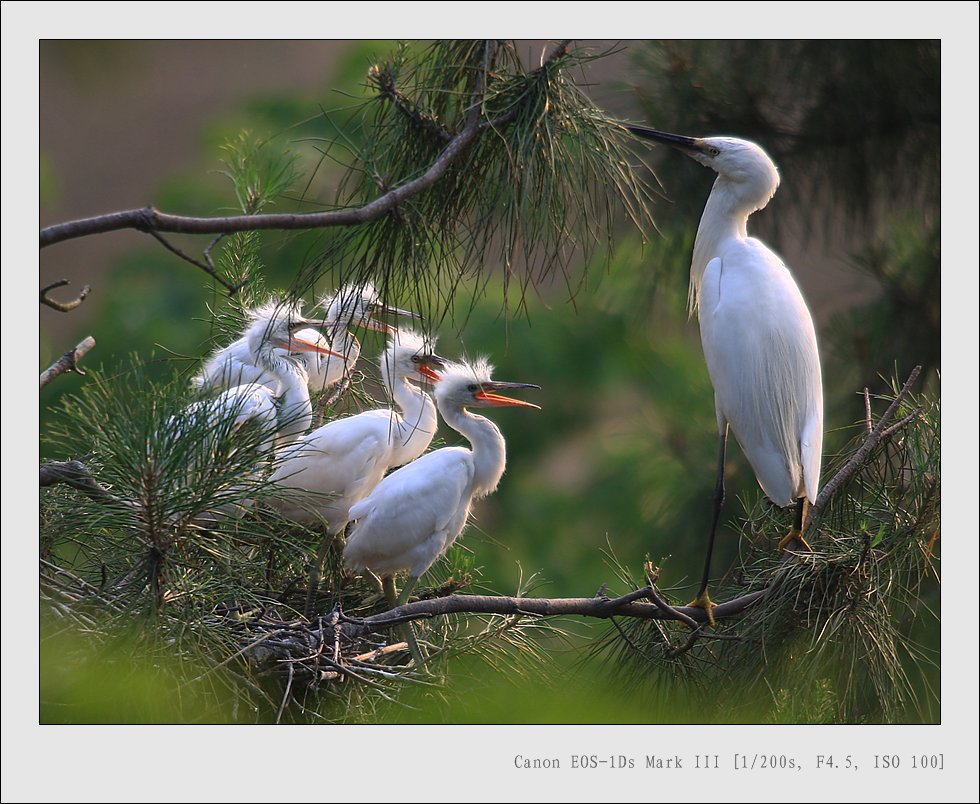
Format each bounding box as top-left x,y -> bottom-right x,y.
41,280 -> 92,312
341,588 -> 768,637
38,41 -> 573,252
39,459 -> 119,505
39,336 -> 96,389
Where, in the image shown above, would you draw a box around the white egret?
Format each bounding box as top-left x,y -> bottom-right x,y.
181,301 -> 344,521
304,282 -> 419,395
344,359 -> 540,619
192,283 -> 416,397
266,329 -> 446,617
628,125 -> 823,622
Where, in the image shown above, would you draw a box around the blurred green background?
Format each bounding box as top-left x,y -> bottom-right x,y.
39,40 -> 940,724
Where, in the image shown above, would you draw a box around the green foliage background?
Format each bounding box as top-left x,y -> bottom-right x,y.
38,40 -> 940,725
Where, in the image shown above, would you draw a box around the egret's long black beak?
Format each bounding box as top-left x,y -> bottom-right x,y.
626,125 -> 703,155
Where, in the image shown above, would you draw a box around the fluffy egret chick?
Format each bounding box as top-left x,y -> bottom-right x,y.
303,283 -> 420,395
628,125 -> 823,621
192,300 -> 319,395
344,359 -> 541,608
267,330 -> 445,617
181,302 -> 344,521
191,284 -> 416,397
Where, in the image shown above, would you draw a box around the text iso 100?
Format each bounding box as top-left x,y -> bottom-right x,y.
875,755 -> 944,770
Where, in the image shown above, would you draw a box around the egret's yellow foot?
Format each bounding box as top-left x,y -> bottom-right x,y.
778,528 -> 812,552
686,590 -> 717,627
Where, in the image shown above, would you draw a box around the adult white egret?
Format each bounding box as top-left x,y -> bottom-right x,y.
192,283 -> 416,397
343,359 -> 540,621
266,329 -> 446,617
627,125 -> 823,622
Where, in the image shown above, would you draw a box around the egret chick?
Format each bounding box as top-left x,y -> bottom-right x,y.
267,330 -> 445,617
344,359 -> 540,638
181,301 -> 344,521
303,282 -> 419,395
192,283 -> 415,397
628,125 -> 823,623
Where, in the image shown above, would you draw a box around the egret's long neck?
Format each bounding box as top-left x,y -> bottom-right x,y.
441,406 -> 506,498
266,354 -> 312,446
382,362 -> 438,465
690,177 -> 749,316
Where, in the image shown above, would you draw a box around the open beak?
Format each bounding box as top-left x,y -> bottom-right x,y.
364,303 -> 421,333
626,124 -> 705,156
417,354 -> 448,382
474,381 -> 542,410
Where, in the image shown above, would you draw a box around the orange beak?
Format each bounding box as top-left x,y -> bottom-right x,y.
474,382 -> 541,410
281,333 -> 346,359
417,354 -> 448,382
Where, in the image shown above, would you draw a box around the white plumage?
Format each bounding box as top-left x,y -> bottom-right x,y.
686,136 -> 823,507
192,283 -> 415,397
188,300 -> 342,446
268,329 -> 444,533
178,302 -> 342,522
628,126 -> 824,615
268,329 -> 444,618
344,359 -> 540,595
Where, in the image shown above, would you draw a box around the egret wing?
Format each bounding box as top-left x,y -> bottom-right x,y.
699,240 -> 822,505
269,412 -> 397,526
346,448 -> 474,577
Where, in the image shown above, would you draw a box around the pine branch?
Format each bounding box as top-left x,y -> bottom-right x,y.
39,459 -> 119,505
810,365 -> 922,518
343,588 -> 768,636
38,42 -> 572,252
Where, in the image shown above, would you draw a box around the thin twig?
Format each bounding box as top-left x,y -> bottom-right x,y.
41,279 -> 91,312
811,365 -> 922,516
39,336 -> 96,389
644,585 -> 701,630
183,628 -> 288,685
351,642 -> 409,662
880,407 -> 924,440
203,233 -> 226,273
314,373 -> 353,427
276,662 -> 294,724
147,230 -> 242,295
863,387 -> 873,434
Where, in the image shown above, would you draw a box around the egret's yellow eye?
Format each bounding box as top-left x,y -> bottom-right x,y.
708,146 -> 720,156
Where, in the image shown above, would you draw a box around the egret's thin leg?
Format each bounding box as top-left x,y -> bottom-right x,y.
689,424 -> 728,626
396,575 -> 425,669
303,535 -> 333,620
778,497 -> 813,551
381,574 -> 398,610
